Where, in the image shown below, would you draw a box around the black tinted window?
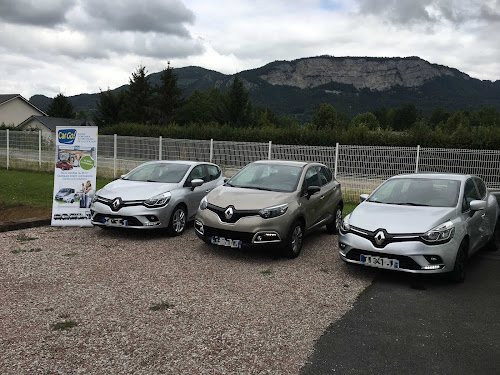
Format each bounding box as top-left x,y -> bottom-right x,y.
318,166 -> 333,186
303,167 -> 320,189
462,179 -> 481,211
207,165 -> 221,181
474,177 -> 487,199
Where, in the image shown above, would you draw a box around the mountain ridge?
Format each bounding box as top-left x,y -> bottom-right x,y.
29,56 -> 500,122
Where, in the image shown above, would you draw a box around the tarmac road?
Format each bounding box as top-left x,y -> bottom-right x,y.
301,248 -> 500,375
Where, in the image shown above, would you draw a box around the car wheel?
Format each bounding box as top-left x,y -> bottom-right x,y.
168,205 -> 187,236
449,240 -> 468,283
485,219 -> 500,252
283,220 -> 304,259
326,205 -> 342,234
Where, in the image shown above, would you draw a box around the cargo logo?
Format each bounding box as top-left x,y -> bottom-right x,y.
58,129 -> 77,144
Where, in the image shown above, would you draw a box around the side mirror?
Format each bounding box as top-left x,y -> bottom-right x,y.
470,200 -> 487,211
191,178 -> 204,190
360,194 -> 369,202
306,186 -> 321,198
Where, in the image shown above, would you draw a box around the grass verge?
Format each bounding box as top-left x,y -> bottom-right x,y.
0,169 -> 113,210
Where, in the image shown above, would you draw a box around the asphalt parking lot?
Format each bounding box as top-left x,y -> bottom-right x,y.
301,248 -> 500,374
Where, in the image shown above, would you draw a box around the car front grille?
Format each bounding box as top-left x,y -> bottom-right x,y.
207,203 -> 259,224
92,213 -> 144,227
202,225 -> 255,243
346,248 -> 421,270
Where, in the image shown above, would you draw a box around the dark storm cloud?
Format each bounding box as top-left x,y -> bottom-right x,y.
0,0 -> 73,26
81,0 -> 195,37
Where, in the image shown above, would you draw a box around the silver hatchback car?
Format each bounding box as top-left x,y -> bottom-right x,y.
90,161 -> 226,235
339,173 -> 500,282
195,160 -> 343,258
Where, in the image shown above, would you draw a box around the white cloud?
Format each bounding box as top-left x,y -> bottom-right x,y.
0,0 -> 498,99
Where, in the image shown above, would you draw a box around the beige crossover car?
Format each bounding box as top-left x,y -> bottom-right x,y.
195,160 -> 343,258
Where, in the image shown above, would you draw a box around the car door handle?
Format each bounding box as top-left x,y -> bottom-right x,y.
320,195 -> 325,200
481,213 -> 486,218
206,189 -> 212,193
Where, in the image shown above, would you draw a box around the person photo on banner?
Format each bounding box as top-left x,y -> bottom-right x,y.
80,180 -> 94,208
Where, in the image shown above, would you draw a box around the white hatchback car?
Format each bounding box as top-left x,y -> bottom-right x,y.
339,173 -> 500,282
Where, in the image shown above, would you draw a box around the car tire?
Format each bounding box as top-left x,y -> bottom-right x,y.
168,205 -> 187,236
449,240 -> 468,283
283,220 -> 304,259
326,205 -> 342,234
484,219 -> 500,252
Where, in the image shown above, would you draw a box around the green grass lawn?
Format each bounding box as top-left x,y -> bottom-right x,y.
0,169 -> 113,209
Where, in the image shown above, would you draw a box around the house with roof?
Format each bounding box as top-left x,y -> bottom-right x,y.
0,94 -> 47,126
17,116 -> 95,138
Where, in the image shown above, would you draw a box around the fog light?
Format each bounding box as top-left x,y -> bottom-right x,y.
253,232 -> 281,243
423,255 -> 443,264
422,265 -> 443,270
195,220 -> 204,235
339,242 -> 346,250
146,215 -> 159,222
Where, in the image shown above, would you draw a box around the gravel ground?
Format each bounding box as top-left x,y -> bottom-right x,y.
0,225 -> 376,374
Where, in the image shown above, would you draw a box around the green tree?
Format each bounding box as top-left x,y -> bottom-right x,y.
123,65 -> 154,124
93,88 -> 126,127
350,112 -> 379,130
46,93 -> 75,118
311,104 -> 347,131
155,63 -> 183,125
429,106 -> 450,128
226,75 -> 251,127
391,103 -> 418,131
178,89 -> 225,125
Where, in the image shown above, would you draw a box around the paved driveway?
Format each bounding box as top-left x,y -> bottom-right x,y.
301,249 -> 500,375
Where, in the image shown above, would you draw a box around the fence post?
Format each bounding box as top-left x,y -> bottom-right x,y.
415,145 -> 420,173
268,141 -> 272,160
334,142 -> 339,179
159,136 -> 162,160
210,139 -> 213,163
113,134 -> 117,179
39,130 -> 42,168
6,129 -> 9,170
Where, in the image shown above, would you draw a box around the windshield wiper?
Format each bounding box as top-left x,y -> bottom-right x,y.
238,185 -> 274,191
392,202 -> 431,207
146,179 -> 161,182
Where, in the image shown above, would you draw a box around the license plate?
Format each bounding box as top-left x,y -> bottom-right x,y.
211,236 -> 241,248
360,254 -> 399,269
103,217 -> 128,227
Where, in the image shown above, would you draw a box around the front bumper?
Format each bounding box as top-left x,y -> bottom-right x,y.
90,201 -> 174,229
338,230 -> 461,274
195,208 -> 293,247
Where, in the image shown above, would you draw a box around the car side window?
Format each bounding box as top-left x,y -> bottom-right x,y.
318,166 -> 333,186
303,167 -> 320,189
462,178 -> 481,212
473,177 -> 487,199
206,165 -> 221,181
189,165 -> 207,183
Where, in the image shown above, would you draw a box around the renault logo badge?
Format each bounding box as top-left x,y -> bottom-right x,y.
111,198 -> 122,211
374,230 -> 385,246
224,206 -> 234,220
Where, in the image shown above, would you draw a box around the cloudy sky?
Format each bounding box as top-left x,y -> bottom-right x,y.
1,0 -> 498,99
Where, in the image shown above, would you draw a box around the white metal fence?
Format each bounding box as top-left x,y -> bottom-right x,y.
1,130 -> 500,200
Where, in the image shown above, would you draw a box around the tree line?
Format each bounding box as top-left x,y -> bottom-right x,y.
35,64 -> 500,150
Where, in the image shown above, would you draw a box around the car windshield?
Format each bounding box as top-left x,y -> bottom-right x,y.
367,178 -> 461,207
227,163 -> 302,192
123,163 -> 190,183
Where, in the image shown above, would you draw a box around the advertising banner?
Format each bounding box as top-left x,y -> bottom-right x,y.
51,126 -> 98,227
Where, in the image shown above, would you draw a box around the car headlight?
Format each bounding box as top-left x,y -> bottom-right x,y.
421,221 -> 455,243
259,203 -> 288,219
340,214 -> 351,232
144,192 -> 171,208
199,196 -> 208,210
91,190 -> 100,204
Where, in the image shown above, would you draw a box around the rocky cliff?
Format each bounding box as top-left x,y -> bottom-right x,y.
257,56 -> 470,91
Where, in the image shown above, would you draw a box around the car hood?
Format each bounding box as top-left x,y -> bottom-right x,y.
350,202 -> 457,233
208,185 -> 293,210
98,179 -> 179,200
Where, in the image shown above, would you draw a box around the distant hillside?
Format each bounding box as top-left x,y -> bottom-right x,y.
30,56 -> 500,123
